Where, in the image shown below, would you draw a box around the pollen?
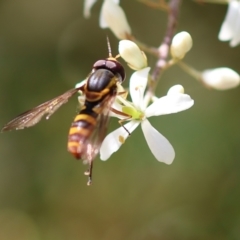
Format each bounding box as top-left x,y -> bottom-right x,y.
118,135 -> 125,144
135,85 -> 143,91
139,113 -> 145,120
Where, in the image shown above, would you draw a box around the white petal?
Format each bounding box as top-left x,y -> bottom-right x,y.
99,0 -> 131,39
83,0 -> 98,18
230,3 -> 240,47
129,67 -> 150,111
218,0 -> 240,46
75,79 -> 87,89
141,119 -> 175,164
145,93 -> 194,117
119,40 -> 148,70
109,100 -> 127,118
110,0 -> 120,3
100,0 -> 120,28
100,121 -> 139,160
201,67 -> 240,90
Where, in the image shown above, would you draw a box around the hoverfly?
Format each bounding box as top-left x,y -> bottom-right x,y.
1,40 -> 126,185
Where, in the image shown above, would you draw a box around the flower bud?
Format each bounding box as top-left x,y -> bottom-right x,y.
100,0 -> 131,39
83,0 -> 97,18
119,40 -> 147,70
167,85 -> 184,95
201,67 -> 240,90
170,31 -> 192,59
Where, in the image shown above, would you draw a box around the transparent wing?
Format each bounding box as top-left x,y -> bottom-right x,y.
2,88 -> 81,132
81,94 -> 116,162
79,94 -> 116,185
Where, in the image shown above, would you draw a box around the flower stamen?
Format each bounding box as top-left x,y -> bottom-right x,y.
118,135 -> 125,144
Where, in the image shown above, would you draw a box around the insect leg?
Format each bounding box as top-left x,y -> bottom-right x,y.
110,107 -> 132,135
84,160 -> 93,186
117,90 -> 128,99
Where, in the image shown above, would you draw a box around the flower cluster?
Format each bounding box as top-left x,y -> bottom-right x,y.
81,1 -> 240,166
99,41 -> 194,164
170,31 -> 240,90
75,39 -> 194,164
83,1 -> 240,91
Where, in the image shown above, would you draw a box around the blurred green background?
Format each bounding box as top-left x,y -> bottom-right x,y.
0,1 -> 240,239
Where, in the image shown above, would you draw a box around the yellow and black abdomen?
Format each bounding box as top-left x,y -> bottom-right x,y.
68,109 -> 97,159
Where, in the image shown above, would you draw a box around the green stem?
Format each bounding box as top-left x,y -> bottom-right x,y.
177,61 -> 201,80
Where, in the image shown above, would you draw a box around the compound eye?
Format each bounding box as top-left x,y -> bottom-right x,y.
105,60 -> 126,83
93,60 -> 106,69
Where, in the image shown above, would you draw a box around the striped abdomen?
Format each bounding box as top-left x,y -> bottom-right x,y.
68,109 -> 97,159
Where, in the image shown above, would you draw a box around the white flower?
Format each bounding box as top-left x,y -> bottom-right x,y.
100,0 -> 131,39
100,67 -> 194,164
201,67 -> 240,90
84,0 -> 131,39
170,31 -> 193,60
218,0 -> 240,47
119,40 -> 147,70
83,0 -> 98,18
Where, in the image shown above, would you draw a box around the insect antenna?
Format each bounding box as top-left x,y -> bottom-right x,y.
107,36 -> 121,60
106,36 -> 113,58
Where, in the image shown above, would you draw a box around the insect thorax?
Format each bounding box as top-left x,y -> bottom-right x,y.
87,68 -> 117,92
